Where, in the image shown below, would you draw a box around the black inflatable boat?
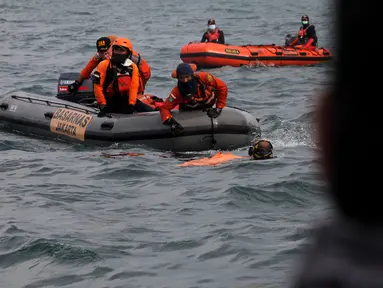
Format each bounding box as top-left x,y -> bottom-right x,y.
0,73 -> 261,152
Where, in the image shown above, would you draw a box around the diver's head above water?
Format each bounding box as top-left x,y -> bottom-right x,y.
248,139 -> 274,160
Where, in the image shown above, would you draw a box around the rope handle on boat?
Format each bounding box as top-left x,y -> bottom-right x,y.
210,116 -> 217,149
10,95 -> 98,115
242,44 -> 324,56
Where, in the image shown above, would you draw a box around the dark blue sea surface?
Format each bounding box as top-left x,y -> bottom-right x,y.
0,0 -> 335,287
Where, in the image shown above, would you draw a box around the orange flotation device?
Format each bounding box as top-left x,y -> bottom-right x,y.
137,94 -> 179,110
178,152 -> 246,167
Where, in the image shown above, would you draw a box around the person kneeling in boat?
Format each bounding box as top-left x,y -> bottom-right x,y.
179,140 -> 275,167
92,37 -> 155,117
201,18 -> 225,44
69,35 -> 151,95
287,15 -> 318,50
159,63 -> 228,136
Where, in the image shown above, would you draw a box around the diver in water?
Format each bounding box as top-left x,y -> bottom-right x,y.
178,139 -> 275,167
101,139 -> 275,165
248,139 -> 274,160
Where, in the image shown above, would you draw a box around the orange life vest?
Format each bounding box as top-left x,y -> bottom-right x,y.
115,74 -> 132,94
138,94 -> 180,110
178,152 -> 245,167
206,29 -> 220,42
103,66 -> 133,97
184,74 -> 216,108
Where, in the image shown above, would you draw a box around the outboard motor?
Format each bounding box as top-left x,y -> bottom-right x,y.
285,34 -> 296,46
56,72 -> 96,106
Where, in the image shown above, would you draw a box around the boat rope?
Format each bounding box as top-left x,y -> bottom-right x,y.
10,95 -> 97,115
210,117 -> 217,149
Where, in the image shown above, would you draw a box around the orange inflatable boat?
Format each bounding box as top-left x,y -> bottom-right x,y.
180,42 -> 332,68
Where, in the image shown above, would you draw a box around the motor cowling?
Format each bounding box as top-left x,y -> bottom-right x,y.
285,34 -> 296,46
56,72 -> 96,105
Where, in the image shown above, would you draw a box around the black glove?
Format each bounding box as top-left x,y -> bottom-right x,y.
68,80 -> 81,93
126,104 -> 135,114
97,104 -> 108,117
165,118 -> 184,137
206,107 -> 222,118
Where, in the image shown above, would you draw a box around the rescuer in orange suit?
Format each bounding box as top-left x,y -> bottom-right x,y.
159,63 -> 228,136
287,15 -> 318,49
69,35 -> 151,95
201,18 -> 225,44
92,38 -> 154,117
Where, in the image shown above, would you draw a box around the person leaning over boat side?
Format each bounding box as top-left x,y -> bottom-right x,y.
159,63 -> 228,136
288,15 -> 318,49
69,35 -> 151,95
200,18 -> 225,44
92,37 -> 155,117
179,140 -> 275,167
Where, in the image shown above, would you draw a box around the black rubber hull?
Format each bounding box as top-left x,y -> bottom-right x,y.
0,93 -> 261,151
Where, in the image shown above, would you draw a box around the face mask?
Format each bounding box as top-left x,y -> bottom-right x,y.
177,77 -> 198,99
301,21 -> 308,25
111,53 -> 130,67
208,25 -> 216,30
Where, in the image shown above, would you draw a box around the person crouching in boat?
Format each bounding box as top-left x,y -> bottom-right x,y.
69,35 -> 151,95
159,63 -> 228,136
287,15 -> 318,50
92,37 -> 155,117
201,18 -> 225,44
179,140 -> 275,167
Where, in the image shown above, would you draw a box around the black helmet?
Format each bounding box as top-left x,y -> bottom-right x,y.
248,140 -> 274,160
